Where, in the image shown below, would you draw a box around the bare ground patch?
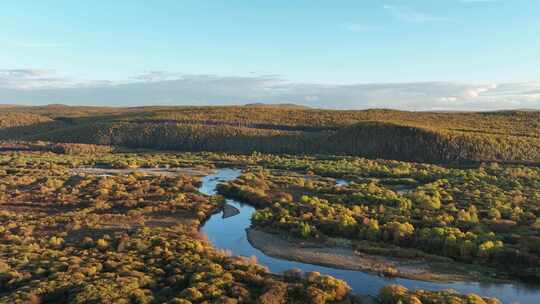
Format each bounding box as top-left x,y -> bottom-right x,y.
247,228 -> 504,283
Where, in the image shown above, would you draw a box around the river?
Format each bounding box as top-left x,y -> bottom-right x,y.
200,168 -> 540,304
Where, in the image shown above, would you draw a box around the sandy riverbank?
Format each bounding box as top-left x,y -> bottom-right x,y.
247,228 -> 488,283
71,166 -> 213,177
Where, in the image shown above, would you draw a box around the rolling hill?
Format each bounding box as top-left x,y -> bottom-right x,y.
1,105 -> 539,163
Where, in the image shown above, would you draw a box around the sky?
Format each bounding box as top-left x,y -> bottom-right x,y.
1,0 -> 539,110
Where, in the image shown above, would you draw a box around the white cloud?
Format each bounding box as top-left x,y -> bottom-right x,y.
131,71 -> 182,82
0,69 -> 72,90
462,84 -> 498,98
438,97 -> 458,102
0,69 -> 50,78
304,95 -> 320,102
0,69 -> 539,111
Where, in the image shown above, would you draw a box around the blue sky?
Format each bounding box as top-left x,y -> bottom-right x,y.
1,0 -> 539,110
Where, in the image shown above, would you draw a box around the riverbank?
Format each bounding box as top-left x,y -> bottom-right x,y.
71,166 -> 213,177
201,168 -> 538,303
247,228 -> 504,283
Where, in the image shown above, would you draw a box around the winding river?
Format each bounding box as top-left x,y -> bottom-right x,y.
200,168 -> 540,304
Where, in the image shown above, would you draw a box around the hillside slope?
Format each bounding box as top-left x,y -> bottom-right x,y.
1,106 -> 539,163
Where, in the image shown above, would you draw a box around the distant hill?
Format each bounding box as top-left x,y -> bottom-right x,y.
243,103 -> 311,109
0,104 -> 25,109
505,108 -> 539,112
1,105 -> 539,163
43,103 -> 71,108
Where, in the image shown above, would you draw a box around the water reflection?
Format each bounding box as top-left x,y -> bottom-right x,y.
200,169 -> 540,304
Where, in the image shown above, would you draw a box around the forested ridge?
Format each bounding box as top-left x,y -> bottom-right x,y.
1,105 -> 539,163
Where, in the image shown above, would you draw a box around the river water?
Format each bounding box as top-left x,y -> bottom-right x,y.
200,168 -> 539,304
